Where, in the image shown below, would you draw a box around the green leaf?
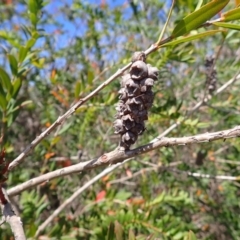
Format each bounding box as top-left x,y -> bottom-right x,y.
58,121 -> 72,135
7,111 -> 17,127
107,222 -> 115,240
29,12 -> 38,27
187,231 -> 197,240
8,54 -> 18,76
0,94 -> 7,110
115,190 -> 132,201
195,0 -> 204,11
35,202 -> 48,218
147,192 -> 165,206
26,38 -> 37,49
221,7 -> 240,21
87,69 -> 94,85
42,1 -> 50,7
0,67 -> 12,93
0,30 -> 7,39
212,22 -> 240,30
197,122 -> 211,128
128,229 -> 136,240
7,100 -> 32,115
172,0 -> 229,37
11,78 -> 22,99
74,81 -> 81,98
32,31 -> 39,39
19,46 -> 28,63
28,0 -> 38,14
162,30 -> 224,47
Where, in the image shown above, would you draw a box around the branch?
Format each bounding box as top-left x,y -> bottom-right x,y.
169,169 -> 240,181
7,125 -> 240,197
8,69 -> 240,196
8,25 -> 239,172
154,71 -> 240,139
8,43 -> 164,171
34,159 -> 131,237
109,161 -> 181,185
35,161 -> 179,235
0,187 -> 26,240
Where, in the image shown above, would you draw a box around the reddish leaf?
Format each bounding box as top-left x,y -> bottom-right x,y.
45,152 -> 55,160
61,160 -> 71,167
126,197 -> 145,205
95,190 -> 106,202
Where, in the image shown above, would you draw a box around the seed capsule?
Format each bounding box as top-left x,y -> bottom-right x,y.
113,52 -> 159,150
130,61 -> 148,80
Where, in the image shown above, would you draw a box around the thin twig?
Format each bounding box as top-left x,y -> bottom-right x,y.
34,159 -> 132,237
153,72 -> 240,139
109,161 -> 183,184
156,0 -> 175,44
0,187 -> 26,240
169,169 -> 240,181
8,43 -> 163,171
35,160 -> 178,235
8,14 -> 235,171
7,125 -> 240,197
109,167 -> 154,185
215,159 -> 240,165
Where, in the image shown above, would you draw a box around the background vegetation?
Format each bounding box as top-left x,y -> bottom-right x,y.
0,0 -> 240,239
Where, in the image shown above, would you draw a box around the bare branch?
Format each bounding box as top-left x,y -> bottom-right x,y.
155,72 -> 240,139
7,125 -> 240,197
8,44 -> 161,172
7,63 -> 129,171
109,161 -> 181,185
35,161 -> 180,235
34,159 -> 131,237
0,187 -> 26,240
169,169 -> 240,181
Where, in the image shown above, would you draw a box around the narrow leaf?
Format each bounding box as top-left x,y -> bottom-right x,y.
172,0 -> 229,37
11,78 -> 22,99
29,13 -> 38,27
26,38 -> 37,49
19,46 -> 28,63
195,0 -> 204,11
0,94 -> 7,110
0,67 -> 12,93
115,221 -> 123,240
213,22 -> 240,30
28,0 -> 38,14
161,30 -> 224,47
74,81 -> 81,98
58,121 -> 72,135
221,8 -> 240,21
128,229 -> 136,240
32,31 -> 39,39
8,54 -> 18,76
187,230 -> 197,240
107,222 -> 115,240
156,0 -> 175,45
0,31 -> 7,39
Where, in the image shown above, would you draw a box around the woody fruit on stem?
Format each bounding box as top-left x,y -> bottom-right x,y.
114,52 -> 159,150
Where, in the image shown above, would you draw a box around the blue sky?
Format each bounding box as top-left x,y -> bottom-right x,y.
0,0 -> 171,70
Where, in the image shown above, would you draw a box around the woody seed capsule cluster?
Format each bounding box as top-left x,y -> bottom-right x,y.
205,56 -> 217,94
113,52 -> 159,150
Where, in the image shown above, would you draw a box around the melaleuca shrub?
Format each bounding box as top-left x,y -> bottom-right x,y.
113,52 -> 159,150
